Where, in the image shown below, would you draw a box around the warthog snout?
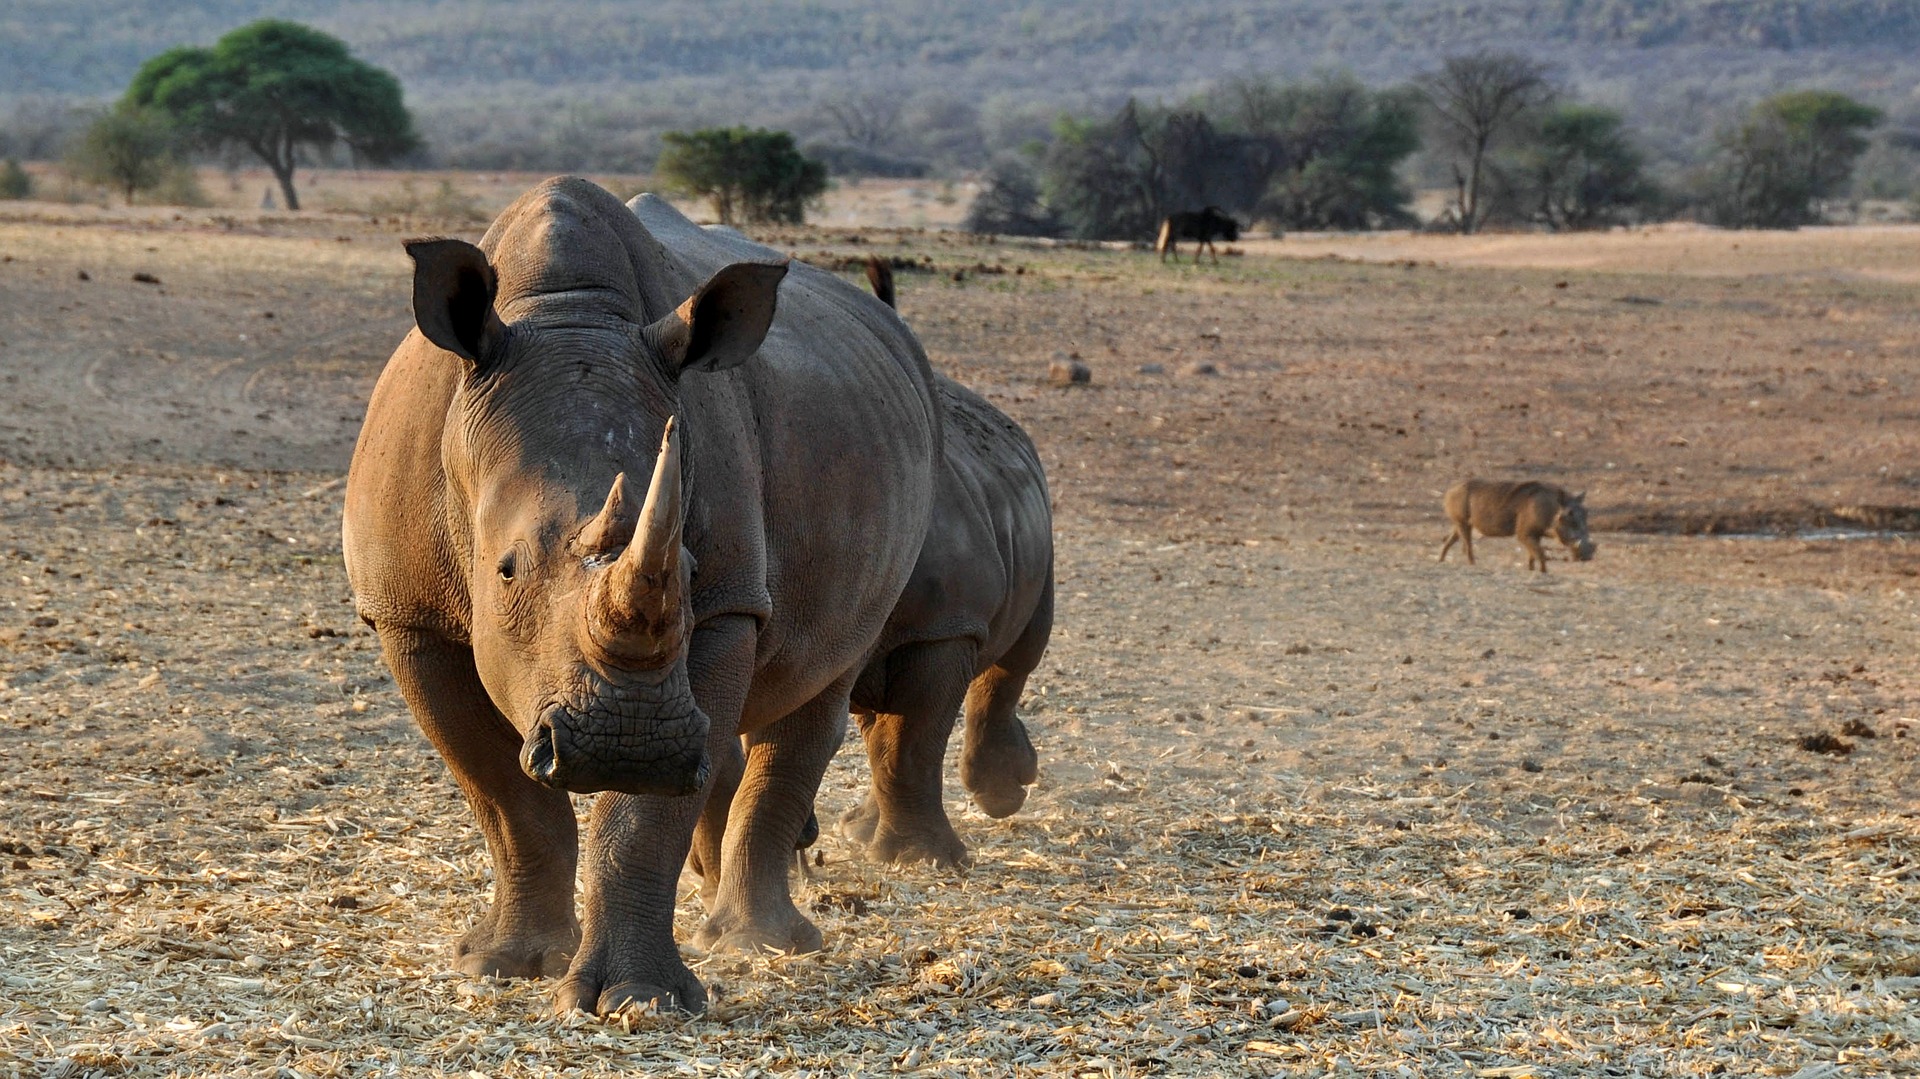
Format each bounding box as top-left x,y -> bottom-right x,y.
1573,538 -> 1597,561
520,703 -> 710,797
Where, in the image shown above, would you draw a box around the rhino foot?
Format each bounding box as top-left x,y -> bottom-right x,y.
453,920 -> 580,980
553,940 -> 707,1016
837,795 -> 882,846
962,721 -> 1039,819
554,972 -> 707,1017
868,820 -> 970,870
694,906 -> 824,957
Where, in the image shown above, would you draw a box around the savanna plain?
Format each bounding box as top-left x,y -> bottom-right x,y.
0,183 -> 1916,1078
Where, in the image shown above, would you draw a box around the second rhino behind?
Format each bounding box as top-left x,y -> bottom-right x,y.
1439,479 -> 1595,572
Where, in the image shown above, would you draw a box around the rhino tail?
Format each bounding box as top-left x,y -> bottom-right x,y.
864,254 -> 896,310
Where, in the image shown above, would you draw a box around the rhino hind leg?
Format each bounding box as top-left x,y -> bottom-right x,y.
379,627 -> 581,980
962,574 -> 1050,818
694,678 -> 852,956
843,640 -> 976,868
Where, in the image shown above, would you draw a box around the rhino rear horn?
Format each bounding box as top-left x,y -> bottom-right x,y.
405,238 -> 501,364
576,472 -> 638,555
647,260 -> 788,376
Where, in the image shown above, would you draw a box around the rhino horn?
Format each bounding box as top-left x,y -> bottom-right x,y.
576,472 -> 638,555
586,419 -> 686,664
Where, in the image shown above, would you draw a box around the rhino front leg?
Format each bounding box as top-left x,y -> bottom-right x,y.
378,627 -> 580,979
695,678 -> 851,956
842,640 -> 975,868
555,615 -> 757,1016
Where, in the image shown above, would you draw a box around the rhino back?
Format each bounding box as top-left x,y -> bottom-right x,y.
624,197 -> 943,723
342,330 -> 472,639
883,378 -> 1051,666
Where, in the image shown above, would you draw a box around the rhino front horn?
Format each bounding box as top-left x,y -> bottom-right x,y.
586,419 -> 687,664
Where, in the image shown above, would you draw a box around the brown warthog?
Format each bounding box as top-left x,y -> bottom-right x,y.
342,178 -> 940,1015
838,267 -> 1053,867
1438,480 -> 1595,572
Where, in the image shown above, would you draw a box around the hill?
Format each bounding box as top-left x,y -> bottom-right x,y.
3,1 -> 1916,172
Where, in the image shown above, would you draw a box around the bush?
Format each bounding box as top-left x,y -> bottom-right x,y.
657,127 -> 828,225
0,159 -> 31,199
1495,105 -> 1657,230
66,103 -> 180,203
1699,90 -> 1882,228
963,155 -> 1061,236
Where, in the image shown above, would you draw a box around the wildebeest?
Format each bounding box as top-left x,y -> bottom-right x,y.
342,177 -> 941,1015
1156,206 -> 1240,263
1438,480 -> 1596,572
828,255 -> 1053,867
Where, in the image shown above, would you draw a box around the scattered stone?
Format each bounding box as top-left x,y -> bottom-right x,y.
1284,643 -> 1310,655
1798,732 -> 1854,756
132,272 -> 161,285
1840,718 -> 1877,738
1137,362 -> 1165,375
1028,991 -> 1063,1008
76,270 -> 90,282
29,615 -> 56,628
325,894 -> 361,910
1181,360 -> 1218,376
1520,759 -> 1544,773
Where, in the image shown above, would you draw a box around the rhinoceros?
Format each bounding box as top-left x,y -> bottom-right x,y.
1438,479 -> 1595,572
825,266 -> 1053,866
342,178 -> 940,1015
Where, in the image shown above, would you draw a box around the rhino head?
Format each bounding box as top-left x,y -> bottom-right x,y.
1555,491 -> 1596,562
401,190 -> 785,799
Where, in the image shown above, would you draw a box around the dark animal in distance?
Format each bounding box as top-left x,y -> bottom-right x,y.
1438,480 -> 1596,572
1156,207 -> 1240,264
342,177 -> 942,1016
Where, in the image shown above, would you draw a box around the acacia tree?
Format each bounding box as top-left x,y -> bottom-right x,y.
1514,105 -> 1653,230
1416,51 -> 1553,233
1215,74 -> 1422,231
1702,91 -> 1881,228
125,20 -> 417,211
657,127 -> 827,224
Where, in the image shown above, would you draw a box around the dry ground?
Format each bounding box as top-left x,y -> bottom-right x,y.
0,191 -> 1915,1078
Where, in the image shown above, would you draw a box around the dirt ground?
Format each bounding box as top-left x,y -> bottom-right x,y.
0,188 -> 1915,1078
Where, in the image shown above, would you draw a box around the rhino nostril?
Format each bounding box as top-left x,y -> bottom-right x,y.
521,713 -> 563,787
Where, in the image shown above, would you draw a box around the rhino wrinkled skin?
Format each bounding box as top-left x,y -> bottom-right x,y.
836,376 -> 1054,868
342,178 -> 939,1014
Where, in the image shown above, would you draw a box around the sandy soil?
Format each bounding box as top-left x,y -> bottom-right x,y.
0,195 -> 1915,1077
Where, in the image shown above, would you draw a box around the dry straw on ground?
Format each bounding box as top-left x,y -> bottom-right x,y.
1,201 -> 1917,1077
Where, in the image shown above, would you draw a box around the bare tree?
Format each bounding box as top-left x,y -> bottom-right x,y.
1416,51 -> 1553,233
822,88 -> 904,150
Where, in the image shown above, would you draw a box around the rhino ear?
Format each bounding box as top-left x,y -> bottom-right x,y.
405,238 -> 501,365
651,260 -> 787,376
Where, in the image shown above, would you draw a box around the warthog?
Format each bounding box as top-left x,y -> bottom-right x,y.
343,178 -> 940,1015
1155,206 -> 1240,264
1438,480 -> 1595,572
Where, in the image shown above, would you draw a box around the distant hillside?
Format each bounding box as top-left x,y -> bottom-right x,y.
4,1 -> 1916,173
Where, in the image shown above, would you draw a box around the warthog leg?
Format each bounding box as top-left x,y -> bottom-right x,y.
1520,531 -> 1549,572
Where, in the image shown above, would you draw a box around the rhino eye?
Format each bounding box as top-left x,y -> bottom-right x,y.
497,551 -> 517,583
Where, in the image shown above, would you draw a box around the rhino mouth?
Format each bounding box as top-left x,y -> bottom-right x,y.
521,702 -> 710,797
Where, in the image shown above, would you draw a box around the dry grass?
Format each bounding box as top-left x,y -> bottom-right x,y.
1,204 -> 1917,1076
